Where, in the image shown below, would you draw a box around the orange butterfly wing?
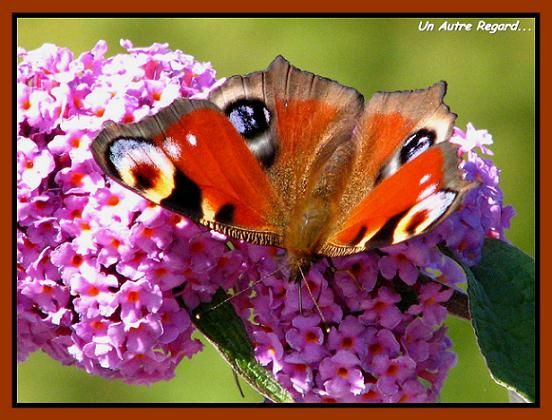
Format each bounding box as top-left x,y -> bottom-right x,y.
321,83 -> 472,256
326,143 -> 468,252
92,100 -> 283,246
207,56 -> 364,255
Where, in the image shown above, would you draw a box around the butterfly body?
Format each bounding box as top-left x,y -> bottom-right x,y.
92,56 -> 472,279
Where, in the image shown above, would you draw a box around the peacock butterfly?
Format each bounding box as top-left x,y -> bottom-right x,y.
91,56 -> 472,281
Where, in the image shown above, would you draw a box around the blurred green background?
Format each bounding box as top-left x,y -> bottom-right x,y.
17,17 -> 535,403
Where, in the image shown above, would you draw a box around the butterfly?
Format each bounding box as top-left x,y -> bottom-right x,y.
92,56 -> 471,281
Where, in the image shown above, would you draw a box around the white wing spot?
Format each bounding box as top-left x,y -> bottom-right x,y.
419,174 -> 431,185
164,136 -> 182,159
186,133 -> 197,147
394,190 -> 457,243
419,184 -> 437,201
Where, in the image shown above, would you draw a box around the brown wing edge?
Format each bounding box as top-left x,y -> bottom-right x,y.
209,55 -> 365,108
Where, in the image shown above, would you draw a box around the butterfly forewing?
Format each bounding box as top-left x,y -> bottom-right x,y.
322,142 -> 470,255
321,82 -> 471,255
92,99 -> 284,247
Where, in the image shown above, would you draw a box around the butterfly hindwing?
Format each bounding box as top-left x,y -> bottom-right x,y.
92,99 -> 283,246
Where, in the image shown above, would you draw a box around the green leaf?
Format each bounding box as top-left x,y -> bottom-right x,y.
465,238 -> 536,402
190,289 -> 294,403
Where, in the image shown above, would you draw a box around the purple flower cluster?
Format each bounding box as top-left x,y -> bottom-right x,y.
233,247 -> 455,402
233,123 -> 514,402
17,41 -> 513,401
17,40 -> 225,383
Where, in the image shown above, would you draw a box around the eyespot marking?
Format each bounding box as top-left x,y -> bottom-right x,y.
400,129 -> 436,164
107,137 -> 176,201
393,190 -> 458,243
226,99 -> 271,139
225,98 -> 276,168
404,210 -> 430,236
131,164 -> 160,190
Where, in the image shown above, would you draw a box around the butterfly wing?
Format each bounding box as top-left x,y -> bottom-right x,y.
92,99 -> 283,246
321,82 -> 472,256
208,56 -> 364,223
93,57 -> 364,249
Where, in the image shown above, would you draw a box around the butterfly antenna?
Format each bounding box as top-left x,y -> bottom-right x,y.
298,265 -> 330,333
194,266 -> 283,320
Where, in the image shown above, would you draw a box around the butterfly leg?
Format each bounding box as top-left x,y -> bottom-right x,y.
297,282 -> 303,316
325,256 -> 337,273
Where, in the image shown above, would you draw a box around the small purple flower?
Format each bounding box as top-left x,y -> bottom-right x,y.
327,316 -> 367,357
332,252 -> 378,310
17,137 -> 55,191
281,265 -> 343,323
401,318 -> 433,362
18,191 -> 60,227
451,123 -> 494,155
69,271 -> 118,318
360,287 -> 403,329
157,297 -> 193,344
254,331 -> 285,374
115,278 -> 163,324
364,328 -> 401,366
123,314 -> 164,354
26,217 -> 62,247
285,315 -> 328,363
19,277 -> 71,326
408,282 -> 454,326
372,355 -> 417,397
50,242 -> 98,283
129,221 -> 173,255
281,352 -> 314,394
394,379 -> 428,403
180,231 -> 226,272
95,228 -> 131,267
379,241 -> 429,285
319,350 -> 365,397
17,230 -> 41,268
92,186 -> 143,226
54,161 -> 105,194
